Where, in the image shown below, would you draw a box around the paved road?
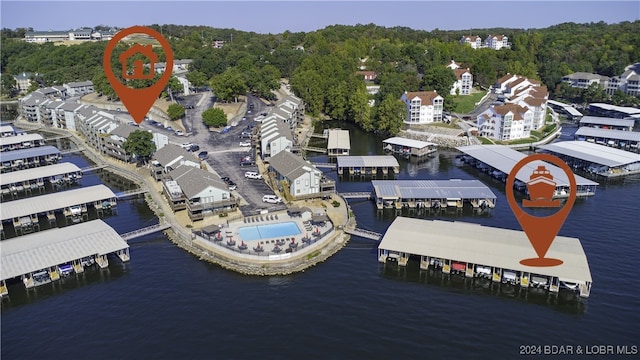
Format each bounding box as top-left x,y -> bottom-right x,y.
179,92 -> 282,215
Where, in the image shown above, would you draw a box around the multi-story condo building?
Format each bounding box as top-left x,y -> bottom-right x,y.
460,35 -> 482,49
562,72 -> 610,89
477,103 -> 533,141
400,91 -> 444,125
451,68 -> 473,96
484,35 -> 511,50
64,81 -> 94,97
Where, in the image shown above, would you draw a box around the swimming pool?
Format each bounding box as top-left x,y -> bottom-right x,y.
237,222 -> 302,241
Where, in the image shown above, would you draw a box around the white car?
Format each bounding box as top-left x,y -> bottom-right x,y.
239,141 -> 251,147
175,130 -> 184,136
245,171 -> 263,180
262,195 -> 282,204
180,143 -> 193,149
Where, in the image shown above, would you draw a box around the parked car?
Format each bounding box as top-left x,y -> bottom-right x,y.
180,143 -> 194,149
245,171 -> 263,180
239,132 -> 252,139
227,181 -> 237,191
198,151 -> 209,160
175,130 -> 184,136
188,145 -> 200,152
262,195 -> 282,204
239,141 -> 251,147
220,176 -> 230,183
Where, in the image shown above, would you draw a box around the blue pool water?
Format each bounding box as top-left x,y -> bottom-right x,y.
237,222 -> 302,241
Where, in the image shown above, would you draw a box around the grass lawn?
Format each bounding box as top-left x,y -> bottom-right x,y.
451,91 -> 486,113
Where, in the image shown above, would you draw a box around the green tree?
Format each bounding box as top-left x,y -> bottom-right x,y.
186,70 -> 208,89
167,103 -> 185,120
123,130 -> 156,163
374,95 -> 406,135
422,66 -> 456,96
1,74 -> 17,98
166,76 -> 183,100
210,67 -> 247,102
202,107 -> 227,127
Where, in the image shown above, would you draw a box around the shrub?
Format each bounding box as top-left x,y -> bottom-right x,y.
332,200 -> 340,207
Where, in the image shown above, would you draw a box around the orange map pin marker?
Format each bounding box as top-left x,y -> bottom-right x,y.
505,153 -> 577,267
103,26 -> 173,124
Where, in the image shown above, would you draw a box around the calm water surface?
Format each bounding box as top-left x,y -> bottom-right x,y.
2,124 -> 639,359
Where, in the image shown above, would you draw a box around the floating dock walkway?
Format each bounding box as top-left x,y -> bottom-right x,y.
383,137 -> 437,157
0,220 -> 130,297
378,217 -> 592,298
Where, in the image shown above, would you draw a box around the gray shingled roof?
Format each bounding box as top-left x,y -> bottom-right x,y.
66,80 -> 93,87
152,144 -> 199,167
269,150 -> 319,181
168,164 -> 227,198
61,102 -> 84,112
109,124 -> 138,139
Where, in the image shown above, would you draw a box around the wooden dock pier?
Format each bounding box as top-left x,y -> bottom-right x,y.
120,223 -> 171,241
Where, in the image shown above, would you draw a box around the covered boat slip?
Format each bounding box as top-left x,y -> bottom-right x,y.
378,217 -> 592,298
371,179 -> 496,210
578,116 -> 635,131
0,184 -> 117,236
0,133 -> 45,152
573,127 -> 640,152
327,129 -> 351,156
336,156 -> 400,177
456,145 -> 599,197
383,137 -> 437,157
0,145 -> 61,173
537,141 -> 640,178
0,220 -> 129,296
0,162 -> 82,197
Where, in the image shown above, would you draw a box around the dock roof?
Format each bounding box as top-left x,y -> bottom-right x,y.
0,162 -> 81,187
372,179 -> 496,200
379,217 -> 592,283
0,125 -> 15,134
579,116 -> 635,128
538,141 -> 640,168
0,220 -> 128,281
574,127 -> 640,142
0,133 -> 44,146
327,129 -> 351,150
337,156 -> 399,168
0,146 -> 60,162
456,145 -> 598,186
0,184 -> 116,221
383,137 -> 437,149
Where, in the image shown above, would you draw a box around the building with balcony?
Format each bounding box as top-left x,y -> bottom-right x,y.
64,81 -> 94,97
460,35 -> 482,49
476,103 -> 533,141
484,35 -> 511,50
400,91 -> 444,125
451,68 -> 473,96
269,150 -> 331,199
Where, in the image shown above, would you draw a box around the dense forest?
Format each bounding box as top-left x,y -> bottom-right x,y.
1,21 -> 639,134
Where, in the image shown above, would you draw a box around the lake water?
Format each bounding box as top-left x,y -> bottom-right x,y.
2,123 -> 639,359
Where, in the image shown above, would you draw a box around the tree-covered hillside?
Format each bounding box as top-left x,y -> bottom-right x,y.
2,21 -> 638,134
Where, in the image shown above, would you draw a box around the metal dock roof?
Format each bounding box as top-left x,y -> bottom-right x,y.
0,133 -> 44,146
327,129 -> 350,150
538,141 -> 640,168
0,220 -> 128,281
383,137 -> 437,149
579,116 -> 635,128
0,146 -> 60,162
379,217 -> 592,283
574,127 -> 640,142
456,145 -> 599,186
547,100 -> 583,117
0,184 -> 116,221
337,156 -> 399,168
372,180 -> 496,200
0,162 -> 81,187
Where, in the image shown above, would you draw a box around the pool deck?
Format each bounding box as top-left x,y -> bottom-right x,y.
197,211 -> 334,256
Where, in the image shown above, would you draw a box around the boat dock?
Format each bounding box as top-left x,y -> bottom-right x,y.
371,179 -> 497,210
0,162 -> 83,199
0,133 -> 45,152
579,116 -> 635,131
0,184 -> 117,236
456,144 -> 599,197
327,129 -> 351,156
383,137 -> 437,157
0,220 -> 130,297
378,217 -> 592,298
573,127 -> 640,152
336,156 -> 399,178
344,227 -> 382,241
537,141 -> 640,178
0,146 -> 61,173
